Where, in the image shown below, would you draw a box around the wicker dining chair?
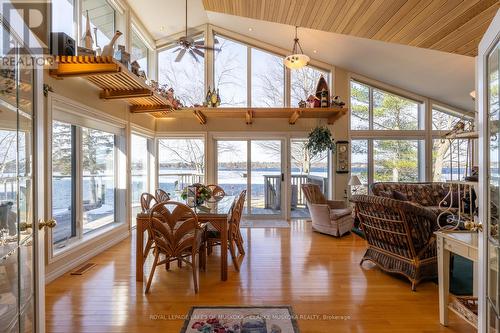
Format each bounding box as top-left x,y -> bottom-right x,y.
155,188 -> 170,202
206,190 -> 246,271
140,193 -> 157,260
206,184 -> 226,202
145,201 -> 206,293
351,194 -> 438,291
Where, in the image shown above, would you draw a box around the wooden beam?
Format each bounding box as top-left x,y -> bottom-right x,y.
100,88 -> 152,100
130,105 -> 173,113
289,110 -> 301,125
193,110 -> 207,125
246,110 -> 253,124
327,110 -> 346,124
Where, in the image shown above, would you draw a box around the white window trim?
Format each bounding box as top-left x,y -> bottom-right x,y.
46,93 -> 128,262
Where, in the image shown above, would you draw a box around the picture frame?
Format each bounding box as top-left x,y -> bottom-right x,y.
336,141 -> 349,174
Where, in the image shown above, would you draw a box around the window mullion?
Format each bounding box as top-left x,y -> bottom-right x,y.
247,46 -> 251,107
368,86 -> 374,131
75,126 -> 83,240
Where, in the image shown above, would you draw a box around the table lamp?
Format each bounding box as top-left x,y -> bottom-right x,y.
348,175 -> 362,194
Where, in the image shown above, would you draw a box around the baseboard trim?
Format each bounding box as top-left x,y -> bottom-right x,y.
45,229 -> 129,284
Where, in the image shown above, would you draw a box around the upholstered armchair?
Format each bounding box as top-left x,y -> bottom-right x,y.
301,183 -> 353,237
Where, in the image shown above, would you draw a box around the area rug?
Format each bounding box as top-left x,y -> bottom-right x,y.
180,306 -> 300,333
240,220 -> 290,228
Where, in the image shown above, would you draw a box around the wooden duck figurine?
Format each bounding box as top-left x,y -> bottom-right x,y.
82,10 -> 93,49
101,30 -> 122,57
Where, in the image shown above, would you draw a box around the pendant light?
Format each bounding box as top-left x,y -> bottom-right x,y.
284,26 -> 310,69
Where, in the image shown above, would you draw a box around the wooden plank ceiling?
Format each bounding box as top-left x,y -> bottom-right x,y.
202,0 -> 499,56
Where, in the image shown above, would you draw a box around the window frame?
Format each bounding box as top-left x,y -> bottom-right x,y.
156,134 -> 208,194
130,131 -> 153,228
47,94 -> 127,261
130,25 -> 151,76
349,74 -> 474,193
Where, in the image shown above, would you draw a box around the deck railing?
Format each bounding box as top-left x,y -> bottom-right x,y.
264,174 -> 328,210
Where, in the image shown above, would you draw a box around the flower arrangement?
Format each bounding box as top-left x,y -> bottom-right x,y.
181,183 -> 212,205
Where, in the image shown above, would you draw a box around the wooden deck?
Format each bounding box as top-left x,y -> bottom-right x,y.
45,220 -> 474,333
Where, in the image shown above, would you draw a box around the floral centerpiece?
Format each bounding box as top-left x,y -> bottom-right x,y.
181,183 -> 212,206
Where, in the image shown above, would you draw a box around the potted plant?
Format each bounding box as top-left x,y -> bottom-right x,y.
306,126 -> 335,157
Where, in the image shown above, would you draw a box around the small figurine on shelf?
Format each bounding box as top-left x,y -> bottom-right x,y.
320,88 -> 329,107
149,80 -> 159,91
101,30 -> 123,57
82,10 -> 93,50
210,88 -> 218,107
205,86 -> 212,106
298,100 -> 307,108
138,70 -> 147,81
93,27 -> 101,56
216,88 -> 221,107
130,60 -> 140,76
115,45 -> 130,67
331,95 -> 345,107
306,94 -> 319,108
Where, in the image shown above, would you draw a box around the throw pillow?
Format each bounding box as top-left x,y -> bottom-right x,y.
392,190 -> 408,201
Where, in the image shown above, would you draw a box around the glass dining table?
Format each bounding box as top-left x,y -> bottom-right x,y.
135,195 -> 236,283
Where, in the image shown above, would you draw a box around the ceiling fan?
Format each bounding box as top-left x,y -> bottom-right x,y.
173,0 -> 220,63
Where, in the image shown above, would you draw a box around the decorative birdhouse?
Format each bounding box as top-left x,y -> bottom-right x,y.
306,94 -> 319,108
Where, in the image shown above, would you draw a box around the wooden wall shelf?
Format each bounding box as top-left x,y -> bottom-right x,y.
49,56 -> 174,115
137,107 -> 348,125
48,56 -> 348,125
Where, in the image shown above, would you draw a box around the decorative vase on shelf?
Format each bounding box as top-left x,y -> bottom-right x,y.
101,30 -> 123,57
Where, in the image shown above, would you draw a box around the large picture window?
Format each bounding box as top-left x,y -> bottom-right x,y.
214,35 -> 247,107
291,66 -> 329,107
158,137 -> 205,194
82,0 -> 116,46
251,48 -> 284,107
51,121 -> 76,247
50,115 -> 121,252
131,134 -> 149,226
81,127 -> 115,234
158,37 -> 205,107
52,0 -> 75,39
350,78 -> 473,193
131,29 -> 149,76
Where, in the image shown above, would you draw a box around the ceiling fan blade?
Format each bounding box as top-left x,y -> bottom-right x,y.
192,48 -> 205,58
194,40 -> 205,45
172,48 -> 182,53
188,49 -> 200,63
175,48 -> 187,62
214,38 -> 219,44
195,45 -> 221,51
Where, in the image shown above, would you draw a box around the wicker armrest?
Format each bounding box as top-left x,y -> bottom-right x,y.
327,200 -> 346,209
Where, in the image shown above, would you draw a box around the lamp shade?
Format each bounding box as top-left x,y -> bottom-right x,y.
348,175 -> 362,186
284,53 -> 310,69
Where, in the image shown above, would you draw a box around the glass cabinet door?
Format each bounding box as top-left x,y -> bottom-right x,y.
487,38 -> 500,331
0,21 -> 35,333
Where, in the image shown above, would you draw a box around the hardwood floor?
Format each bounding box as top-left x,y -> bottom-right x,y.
45,220 -> 474,333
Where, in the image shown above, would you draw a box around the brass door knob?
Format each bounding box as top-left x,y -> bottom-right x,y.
38,219 -> 57,230
20,219 -> 57,231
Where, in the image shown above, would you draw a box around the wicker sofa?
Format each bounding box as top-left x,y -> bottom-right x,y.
352,194 -> 438,290
371,182 -> 458,220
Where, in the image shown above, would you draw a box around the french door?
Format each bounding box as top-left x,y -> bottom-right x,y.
0,16 -> 46,333
216,139 -> 285,218
479,10 -> 500,333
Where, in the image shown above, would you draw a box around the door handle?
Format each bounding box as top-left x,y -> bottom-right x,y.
21,219 -> 57,231
281,173 -> 284,182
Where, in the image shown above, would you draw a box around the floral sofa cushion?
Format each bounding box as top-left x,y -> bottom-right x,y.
371,182 -> 450,207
